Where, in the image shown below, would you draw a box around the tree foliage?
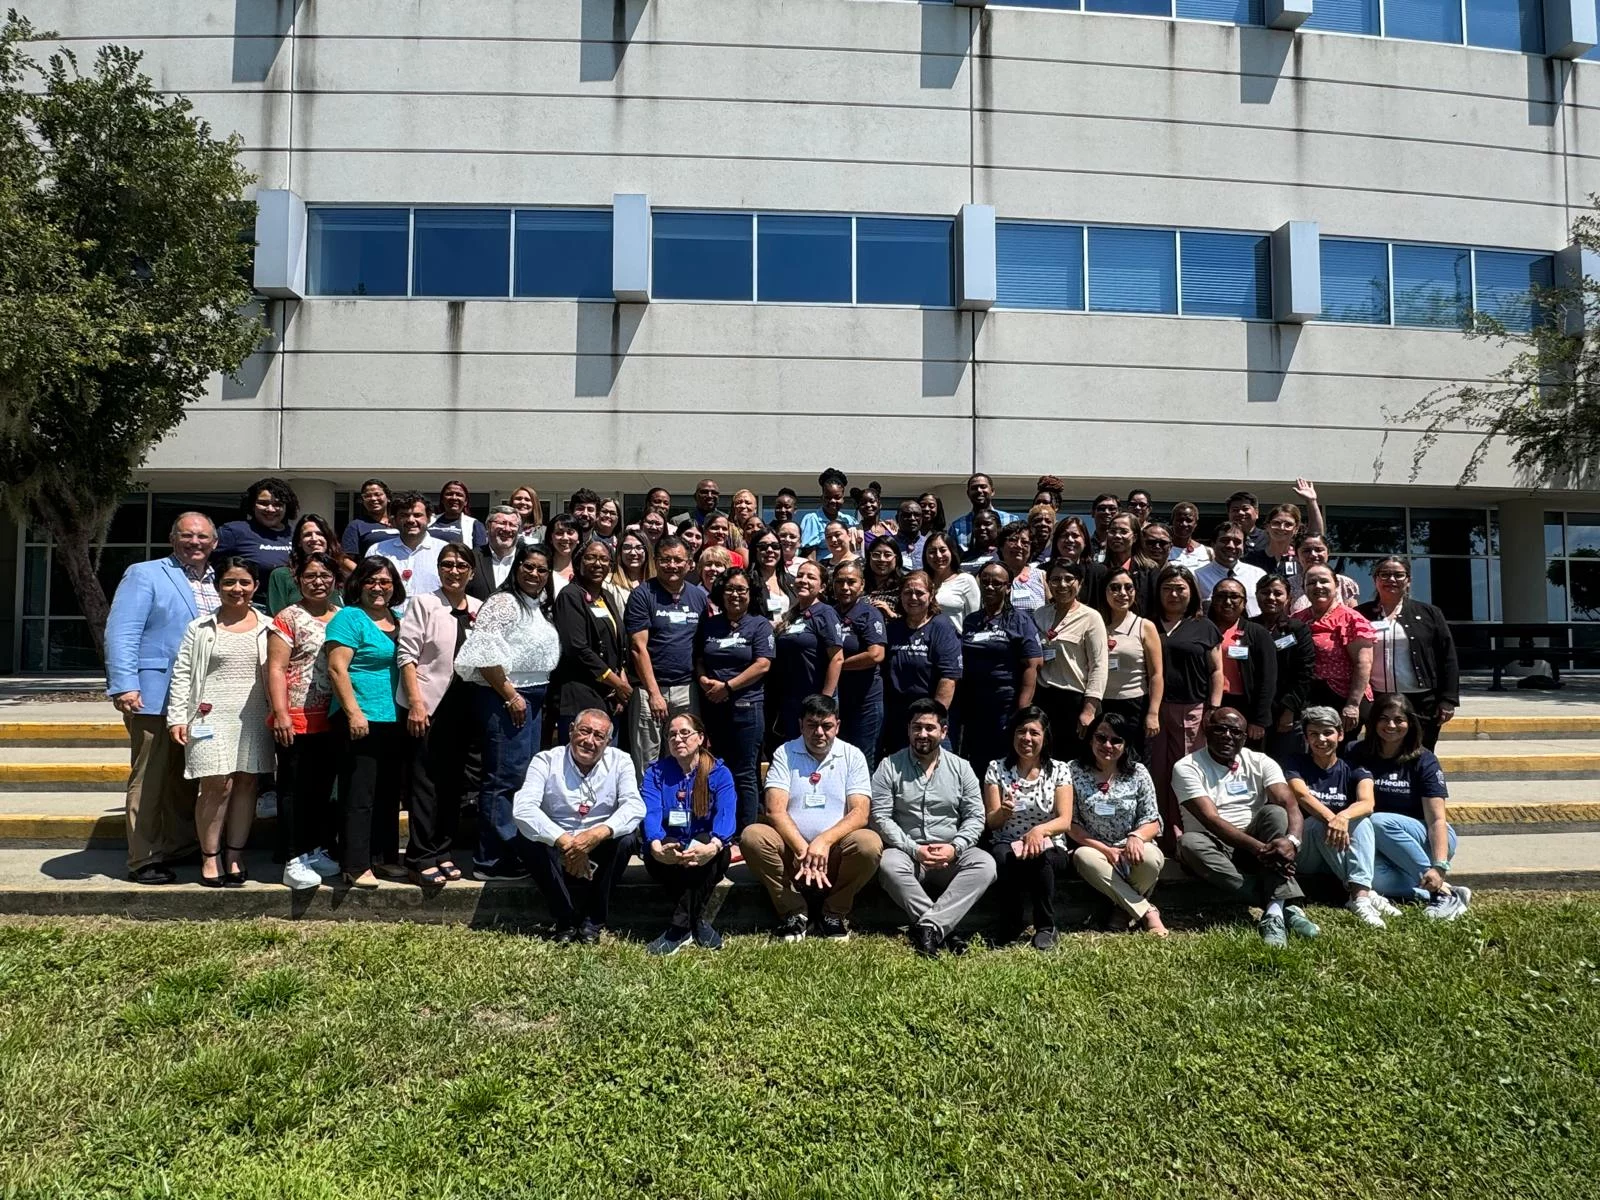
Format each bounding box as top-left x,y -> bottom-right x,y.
0,10 -> 262,658
1396,203 -> 1600,490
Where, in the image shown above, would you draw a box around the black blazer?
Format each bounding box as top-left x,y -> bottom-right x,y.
1356,597 -> 1460,705
1217,619 -> 1278,730
550,584 -> 627,719
465,547 -> 506,603
1250,616 -> 1316,724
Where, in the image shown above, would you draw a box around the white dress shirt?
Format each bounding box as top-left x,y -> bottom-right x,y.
367,534 -> 449,608
513,745 -> 645,846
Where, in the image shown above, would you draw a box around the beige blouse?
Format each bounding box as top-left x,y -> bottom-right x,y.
1033,602 -> 1109,699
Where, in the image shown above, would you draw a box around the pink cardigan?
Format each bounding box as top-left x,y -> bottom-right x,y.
395,589 -> 482,714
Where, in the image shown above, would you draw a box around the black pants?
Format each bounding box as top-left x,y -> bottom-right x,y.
959,687 -> 1016,780
275,729 -> 339,859
702,699 -> 765,832
527,831 -> 639,929
1036,685 -> 1092,762
1099,695 -> 1149,762
404,681 -> 480,870
1396,689 -> 1444,750
1308,680 -> 1370,754
335,714 -> 402,873
643,843 -> 732,926
989,841 -> 1070,932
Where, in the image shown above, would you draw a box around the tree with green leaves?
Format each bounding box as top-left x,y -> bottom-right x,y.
0,10 -> 263,658
1395,205 -> 1600,489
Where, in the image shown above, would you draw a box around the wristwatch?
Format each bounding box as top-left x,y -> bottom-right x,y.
1287,834 -> 1302,848
1431,859 -> 1452,874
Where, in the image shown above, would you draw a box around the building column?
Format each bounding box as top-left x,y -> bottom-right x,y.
290,478 -> 339,526
1497,499 -> 1548,623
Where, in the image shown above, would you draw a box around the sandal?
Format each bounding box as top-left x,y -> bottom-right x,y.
1142,907 -> 1170,939
438,861 -> 462,882
225,844 -> 249,887
412,866 -> 448,888
199,850 -> 227,889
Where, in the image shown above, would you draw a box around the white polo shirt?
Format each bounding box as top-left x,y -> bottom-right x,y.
766,736 -> 872,841
1173,746 -> 1286,831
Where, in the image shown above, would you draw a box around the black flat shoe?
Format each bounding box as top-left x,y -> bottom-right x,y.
198,850 -> 227,889
129,864 -> 177,886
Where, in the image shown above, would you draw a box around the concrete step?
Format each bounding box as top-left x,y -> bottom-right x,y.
1,830 -> 1593,927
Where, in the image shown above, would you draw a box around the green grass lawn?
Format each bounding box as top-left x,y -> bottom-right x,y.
2,897 -> 1598,1199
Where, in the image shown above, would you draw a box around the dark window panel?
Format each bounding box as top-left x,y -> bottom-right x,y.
653,212 -> 754,301
307,208 -> 409,297
412,208 -> 511,298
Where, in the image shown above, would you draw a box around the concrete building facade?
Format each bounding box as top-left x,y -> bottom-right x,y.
7,0 -> 1600,670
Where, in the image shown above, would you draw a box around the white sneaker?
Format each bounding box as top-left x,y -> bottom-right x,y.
1370,893 -> 1404,919
256,790 -> 279,820
304,847 -> 342,878
1345,893 -> 1387,928
282,854 -> 322,890
1424,885 -> 1470,921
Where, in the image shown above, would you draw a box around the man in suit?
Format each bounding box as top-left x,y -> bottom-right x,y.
104,512 -> 219,884
467,505 -> 523,602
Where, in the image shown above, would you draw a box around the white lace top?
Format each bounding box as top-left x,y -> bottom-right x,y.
453,593 -> 560,688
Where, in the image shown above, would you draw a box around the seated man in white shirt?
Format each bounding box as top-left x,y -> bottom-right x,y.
1173,706 -> 1319,948
739,693 -> 883,942
513,708 -> 645,944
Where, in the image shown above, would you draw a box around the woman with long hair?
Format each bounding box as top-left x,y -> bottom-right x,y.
853,482 -> 895,554
959,508 -> 1003,574
982,705 -> 1073,949
267,513 -> 343,615
642,713 -> 738,954
865,537 -> 905,619
748,526 -> 797,622
1032,561 -> 1108,764
507,485 -> 545,545
544,513 -> 583,589
606,528 -> 654,612
923,530 -> 980,633
1356,555 -> 1460,750
1048,515 -> 1092,568
918,491 -> 947,535
1067,710 -> 1167,936
1149,564 -> 1223,852
881,571 -> 962,756
1095,566 -> 1163,759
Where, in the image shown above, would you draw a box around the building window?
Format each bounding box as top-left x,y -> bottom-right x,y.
652,212 -> 754,301
1466,0 -> 1544,50
1392,243 -> 1471,329
1088,227 -> 1177,315
1473,250 -> 1553,333
307,208 -> 409,297
514,209 -> 613,299
1546,512 -> 1600,621
856,218 -> 955,307
1303,0 -> 1381,33
1326,505 -> 1499,622
996,222 -> 1086,311
757,215 -> 853,303
1087,0 -> 1173,15
411,208 -> 511,298
1319,239 -> 1391,324
1384,0 -> 1464,43
1179,231 -> 1272,319
1176,0 -> 1266,21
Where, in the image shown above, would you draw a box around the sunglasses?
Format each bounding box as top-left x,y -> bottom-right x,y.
1093,732 -> 1124,746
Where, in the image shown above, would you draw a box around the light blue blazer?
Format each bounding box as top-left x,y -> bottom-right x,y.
103,557 -> 202,716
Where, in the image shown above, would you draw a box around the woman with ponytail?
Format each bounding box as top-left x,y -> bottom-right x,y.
641,713 -> 737,954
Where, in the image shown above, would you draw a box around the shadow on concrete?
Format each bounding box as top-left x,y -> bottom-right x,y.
1527,55 -> 1561,128
920,2 -> 970,90
580,0 -> 648,82
1238,27 -> 1293,105
921,309 -> 971,398
1245,321 -> 1300,404
233,0 -> 297,83
222,301 -> 283,402
574,302 -> 644,397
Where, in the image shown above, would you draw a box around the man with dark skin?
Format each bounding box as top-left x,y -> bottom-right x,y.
1174,707 -> 1319,947
950,473 -> 1015,555
671,479 -> 723,529
624,535 -> 707,775
1227,490 -> 1270,557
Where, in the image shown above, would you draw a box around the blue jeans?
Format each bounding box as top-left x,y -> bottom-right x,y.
840,691 -> 883,771
1297,814 -> 1375,890
474,682 -> 546,874
703,698 -> 765,832
1370,810 -> 1457,902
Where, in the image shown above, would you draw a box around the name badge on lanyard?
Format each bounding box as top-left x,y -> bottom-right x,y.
1225,777 -> 1251,796
1227,645 -> 1249,660
1370,619 -> 1392,632
668,788 -> 690,828
1274,634 -> 1296,650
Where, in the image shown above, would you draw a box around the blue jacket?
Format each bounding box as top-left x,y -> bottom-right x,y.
641,757 -> 738,846
103,557 -> 203,716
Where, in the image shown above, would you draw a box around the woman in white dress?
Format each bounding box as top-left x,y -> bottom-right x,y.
168,558 -> 273,887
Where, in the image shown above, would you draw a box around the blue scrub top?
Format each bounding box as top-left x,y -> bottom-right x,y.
625,580 -> 709,687
774,602 -> 845,704
959,607 -> 1042,704
1284,754 -> 1372,815
884,616 -> 963,703
212,519 -> 294,574
835,597 -> 887,709
695,612 -> 774,706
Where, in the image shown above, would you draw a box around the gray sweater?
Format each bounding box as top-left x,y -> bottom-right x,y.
870,748 -> 985,856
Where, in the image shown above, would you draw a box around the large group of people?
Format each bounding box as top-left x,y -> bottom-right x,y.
104,468 -> 1473,950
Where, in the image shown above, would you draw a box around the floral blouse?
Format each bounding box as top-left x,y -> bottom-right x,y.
1067,761 -> 1161,844
985,759 -> 1072,848
270,604 -> 333,734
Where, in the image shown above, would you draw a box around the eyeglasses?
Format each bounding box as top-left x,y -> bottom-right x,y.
1094,504 -> 1118,513
1093,732 -> 1124,746
1144,538 -> 1171,548
722,586 -> 750,595
439,561 -> 472,572
1214,593 -> 1246,604
1376,571 -> 1409,580
666,728 -> 699,741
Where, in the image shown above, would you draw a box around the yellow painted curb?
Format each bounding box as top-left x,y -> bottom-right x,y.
0,763 -> 127,785
1442,716 -> 1600,739
1450,801 -> 1600,825
0,811 -> 414,840
0,723 -> 126,744
1440,753 -> 1600,775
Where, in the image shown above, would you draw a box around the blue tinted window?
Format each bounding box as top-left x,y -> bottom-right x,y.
1474,251 -> 1554,333
1088,227 -> 1177,315
1384,0 -> 1463,42
1304,0 -> 1380,32
1180,232 -> 1272,319
307,208 -> 408,297
1466,0 -> 1543,50
1393,244 -> 1471,328
412,209 -> 510,297
652,212 -> 753,301
514,209 -> 612,299
996,222 -> 1085,311
990,0 -> 1081,7
1177,0 -> 1264,21
857,218 -> 955,306
1320,239 -> 1390,324
757,215 -> 852,303
1086,0 -> 1171,13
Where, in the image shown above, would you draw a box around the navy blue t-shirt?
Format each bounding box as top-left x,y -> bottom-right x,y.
1357,748 -> 1449,822
836,598 -> 888,709
884,616 -> 963,703
341,518 -> 398,558
212,519 -> 294,574
959,607 -> 1043,702
625,580 -> 709,687
428,513 -> 490,550
773,602 -> 846,705
695,612 -> 774,706
1284,753 -> 1371,815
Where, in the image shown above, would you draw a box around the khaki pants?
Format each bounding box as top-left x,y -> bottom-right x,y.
628,683 -> 699,779
739,824 -> 883,919
123,714 -> 198,871
1071,842 -> 1165,920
